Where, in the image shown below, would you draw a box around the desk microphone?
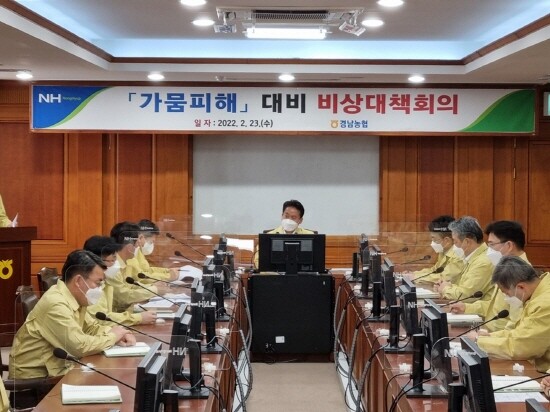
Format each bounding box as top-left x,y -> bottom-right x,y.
125,276 -> 183,307
137,272 -> 191,288
492,371 -> 550,392
439,291 -> 483,308
95,312 -> 170,345
400,255 -> 431,265
380,247 -> 409,255
412,266 -> 445,283
166,233 -> 207,257
53,348 -> 136,390
174,250 -> 202,267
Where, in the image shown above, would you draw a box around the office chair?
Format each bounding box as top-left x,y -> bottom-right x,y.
3,375 -> 61,410
36,267 -> 59,292
15,286 -> 39,320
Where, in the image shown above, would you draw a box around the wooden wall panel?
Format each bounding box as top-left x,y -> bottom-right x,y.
492,137 -> 516,219
527,141 -> 550,242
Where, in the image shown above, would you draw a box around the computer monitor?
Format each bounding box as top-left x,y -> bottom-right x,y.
258,233 -> 326,274
526,399 -> 549,412
399,278 -> 420,337
381,257 -> 397,307
369,245 -> 383,283
134,342 -> 167,412
164,304 -> 191,384
457,337 -> 496,412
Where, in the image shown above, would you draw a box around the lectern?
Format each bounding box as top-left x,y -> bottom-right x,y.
0,227 -> 37,346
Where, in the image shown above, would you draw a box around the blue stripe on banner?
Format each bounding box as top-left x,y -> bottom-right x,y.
32,86 -> 108,129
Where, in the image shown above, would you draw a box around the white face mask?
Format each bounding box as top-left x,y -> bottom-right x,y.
281,218 -> 298,232
141,240 -> 155,256
503,288 -> 523,309
430,241 -> 444,254
78,278 -> 103,306
486,247 -> 503,266
104,260 -> 121,279
133,244 -> 140,258
453,244 -> 465,259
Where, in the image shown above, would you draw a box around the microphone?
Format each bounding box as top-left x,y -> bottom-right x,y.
174,250 -> 202,267
400,255 -> 431,265
412,266 -> 444,283
53,348 -> 135,390
125,276 -> 183,306
439,291 -> 483,308
166,233 -> 207,257
454,309 -> 509,339
137,272 -> 191,288
381,247 -> 409,255
95,312 -> 169,345
492,371 -> 550,393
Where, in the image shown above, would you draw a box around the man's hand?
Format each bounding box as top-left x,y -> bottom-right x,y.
434,280 -> 451,295
109,325 -> 128,342
140,311 -> 157,324
464,330 -> 478,342
167,268 -> 179,281
155,283 -> 171,295
450,302 -> 466,314
117,333 -> 136,347
541,376 -> 550,396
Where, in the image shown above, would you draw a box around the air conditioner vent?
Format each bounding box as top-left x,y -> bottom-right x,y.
252,10 -> 331,22
217,7 -> 362,25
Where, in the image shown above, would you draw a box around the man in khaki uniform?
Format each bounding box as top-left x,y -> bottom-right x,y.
434,216 -> 494,303
451,220 -> 529,331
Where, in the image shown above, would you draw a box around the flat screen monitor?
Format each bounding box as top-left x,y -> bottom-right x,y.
398,278 -> 420,337
134,341 -> 167,412
164,304 -> 191,385
369,245 -> 382,283
526,399 -> 549,412
420,298 -> 453,396
381,257 -> 396,307
258,233 -> 326,274
457,337 -> 496,412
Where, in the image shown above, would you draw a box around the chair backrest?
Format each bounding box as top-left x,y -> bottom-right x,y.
15,286 -> 39,320
37,267 -> 59,292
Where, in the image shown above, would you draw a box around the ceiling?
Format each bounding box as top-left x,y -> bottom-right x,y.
1,0 -> 550,84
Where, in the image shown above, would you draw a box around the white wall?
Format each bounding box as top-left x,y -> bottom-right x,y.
193,134 -> 379,235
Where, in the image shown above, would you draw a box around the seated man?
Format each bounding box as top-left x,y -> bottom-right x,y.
403,215 -> 464,284
451,220 -> 529,331
9,250 -> 135,379
84,235 -> 157,325
434,216 -> 494,302
473,256 -> 550,372
254,199 -> 315,269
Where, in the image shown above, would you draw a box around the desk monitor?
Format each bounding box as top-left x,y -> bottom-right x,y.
526,399 -> 549,412
258,233 -> 326,275
369,245 -> 383,283
164,304 -> 191,384
134,342 -> 166,412
381,257 -> 397,307
399,278 -> 420,337
457,337 -> 496,412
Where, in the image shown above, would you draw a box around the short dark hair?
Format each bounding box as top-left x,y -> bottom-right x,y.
61,249 -> 106,283
282,199 -> 305,218
428,215 -> 455,234
492,256 -> 538,289
110,221 -> 140,245
83,235 -> 122,258
449,216 -> 484,243
485,220 -> 525,250
137,219 -> 160,236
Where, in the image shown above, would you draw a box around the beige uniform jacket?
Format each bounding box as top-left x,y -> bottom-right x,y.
126,248 -> 172,283
0,380 -> 8,412
87,283 -> 142,326
254,226 -> 316,268
412,248 -> 465,284
110,254 -> 158,312
9,281 -> 117,379
441,243 -> 495,302
464,252 -> 530,331
477,273 -> 550,372
0,194 -> 12,227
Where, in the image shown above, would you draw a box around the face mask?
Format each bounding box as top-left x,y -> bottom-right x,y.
430,241 -> 444,254
453,244 -> 465,259
281,218 -> 298,232
104,260 -> 121,279
141,240 -> 155,256
486,247 -> 503,266
503,288 -> 523,309
78,278 -> 103,306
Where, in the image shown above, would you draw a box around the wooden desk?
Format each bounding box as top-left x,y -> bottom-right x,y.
35,278 -> 247,411
335,278 -> 549,412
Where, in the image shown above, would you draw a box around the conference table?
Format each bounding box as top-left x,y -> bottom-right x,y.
333,273 -> 550,412
34,277 -> 248,412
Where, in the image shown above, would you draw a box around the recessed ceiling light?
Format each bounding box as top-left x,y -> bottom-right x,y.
180,0 -> 206,6
245,27 -> 327,40
279,73 -> 295,82
193,18 -> 215,27
361,18 -> 384,28
408,75 -> 425,83
200,235 -> 213,240
201,213 -> 213,218
377,0 -> 404,7
16,70 -> 33,80
147,72 -> 165,81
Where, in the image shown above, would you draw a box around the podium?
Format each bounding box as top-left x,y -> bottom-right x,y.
0,227 -> 37,346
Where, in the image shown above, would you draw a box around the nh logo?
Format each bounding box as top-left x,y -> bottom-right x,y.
38,93 -> 62,103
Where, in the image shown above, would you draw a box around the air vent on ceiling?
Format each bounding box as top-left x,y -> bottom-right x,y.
217,7 -> 362,26
253,10 -> 331,22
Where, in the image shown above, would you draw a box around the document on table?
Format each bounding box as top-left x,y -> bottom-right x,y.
446,313 -> 483,325
103,342 -> 150,357
494,392 -> 548,403
492,375 -> 543,392
61,384 -> 122,404
415,287 -> 440,299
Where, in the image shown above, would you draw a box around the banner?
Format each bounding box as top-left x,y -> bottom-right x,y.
31,86 -> 535,134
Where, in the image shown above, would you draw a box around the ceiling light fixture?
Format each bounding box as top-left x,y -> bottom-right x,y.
361,18 -> 384,28
245,27 -> 327,40
377,0 -> 404,7
16,70 -> 33,80
192,18 -> 215,27
147,72 -> 165,81
200,235 -> 213,240
408,75 -> 425,83
180,0 -> 207,6
279,73 -> 295,82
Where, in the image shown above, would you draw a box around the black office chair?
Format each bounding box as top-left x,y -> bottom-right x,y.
15,286 -> 39,320
36,267 -> 59,292
4,375 -> 61,410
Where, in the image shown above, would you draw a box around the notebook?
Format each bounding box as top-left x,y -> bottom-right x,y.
103,342 -> 150,357
446,313 -> 483,326
492,375 -> 543,392
61,384 -> 122,404
415,287 -> 440,299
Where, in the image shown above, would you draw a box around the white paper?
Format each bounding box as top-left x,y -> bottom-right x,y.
415,287 -> 439,298
103,342 -> 150,357
61,384 -> 122,404
492,375 -> 543,392
494,392 -> 548,403
446,313 -> 483,324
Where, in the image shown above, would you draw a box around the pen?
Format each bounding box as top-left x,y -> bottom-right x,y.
138,304 -> 148,312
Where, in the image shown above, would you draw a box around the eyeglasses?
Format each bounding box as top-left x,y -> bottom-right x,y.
487,241 -> 505,248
